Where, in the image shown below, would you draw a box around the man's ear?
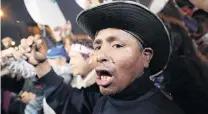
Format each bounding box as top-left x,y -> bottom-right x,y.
142,48 -> 153,68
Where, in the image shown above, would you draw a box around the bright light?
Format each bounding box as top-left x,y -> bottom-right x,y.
0,10 -> 3,17
11,41 -> 15,46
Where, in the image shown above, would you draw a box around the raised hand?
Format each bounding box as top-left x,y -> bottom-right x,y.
16,35 -> 48,66
20,91 -> 36,104
52,20 -> 72,42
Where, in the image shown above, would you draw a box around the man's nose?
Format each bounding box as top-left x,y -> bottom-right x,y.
96,51 -> 108,63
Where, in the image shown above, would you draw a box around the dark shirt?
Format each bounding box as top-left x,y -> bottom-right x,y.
39,69 -> 184,114
1,76 -> 25,94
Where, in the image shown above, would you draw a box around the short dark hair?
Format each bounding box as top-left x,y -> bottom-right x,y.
71,39 -> 93,59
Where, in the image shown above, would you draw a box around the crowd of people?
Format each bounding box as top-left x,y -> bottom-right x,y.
1,0 -> 208,114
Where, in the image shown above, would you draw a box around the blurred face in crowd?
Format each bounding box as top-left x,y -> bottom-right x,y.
93,28 -> 153,95
69,50 -> 96,77
48,57 -> 72,83
48,57 -> 67,67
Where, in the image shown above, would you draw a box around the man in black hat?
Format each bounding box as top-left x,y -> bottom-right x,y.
8,1 -> 184,114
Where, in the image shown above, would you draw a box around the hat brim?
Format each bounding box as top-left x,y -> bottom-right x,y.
76,1 -> 171,76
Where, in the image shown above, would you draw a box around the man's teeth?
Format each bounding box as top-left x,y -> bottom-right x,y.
101,76 -> 108,80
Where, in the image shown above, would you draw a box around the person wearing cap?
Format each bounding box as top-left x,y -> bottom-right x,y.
47,44 -> 72,84
10,1 -> 184,114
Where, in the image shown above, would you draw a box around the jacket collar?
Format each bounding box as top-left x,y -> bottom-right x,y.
109,70 -> 154,100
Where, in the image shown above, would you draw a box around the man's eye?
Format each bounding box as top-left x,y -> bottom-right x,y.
112,44 -> 123,48
94,46 -> 101,50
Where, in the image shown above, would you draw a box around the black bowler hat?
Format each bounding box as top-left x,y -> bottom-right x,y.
76,1 -> 171,76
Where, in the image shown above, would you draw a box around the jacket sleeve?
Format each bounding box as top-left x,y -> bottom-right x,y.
38,69 -> 101,114
2,58 -> 36,79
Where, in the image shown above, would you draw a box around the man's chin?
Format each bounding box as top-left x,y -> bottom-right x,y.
72,72 -> 79,76
99,86 -> 117,95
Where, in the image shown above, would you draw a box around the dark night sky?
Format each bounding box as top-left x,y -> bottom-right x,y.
1,0 -> 85,44
1,0 -> 192,44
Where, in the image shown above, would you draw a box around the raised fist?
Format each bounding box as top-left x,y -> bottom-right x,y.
15,35 -> 48,66
20,91 -> 36,104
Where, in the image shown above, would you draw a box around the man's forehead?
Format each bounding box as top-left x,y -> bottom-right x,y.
96,28 -> 125,37
70,43 -> 94,54
94,28 -> 135,43
69,51 -> 80,57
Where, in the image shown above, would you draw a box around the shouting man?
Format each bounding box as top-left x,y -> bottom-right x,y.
9,1 -> 184,114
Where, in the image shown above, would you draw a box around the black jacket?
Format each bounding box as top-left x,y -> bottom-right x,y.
164,56 -> 208,114
40,69 -> 184,114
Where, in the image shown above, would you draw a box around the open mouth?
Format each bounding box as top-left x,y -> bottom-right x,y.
96,69 -> 114,87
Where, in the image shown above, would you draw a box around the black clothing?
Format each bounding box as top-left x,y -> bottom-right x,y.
163,21 -> 208,114
1,76 -> 25,114
1,76 -> 44,114
165,56 -> 208,114
40,69 -> 184,114
1,76 -> 25,94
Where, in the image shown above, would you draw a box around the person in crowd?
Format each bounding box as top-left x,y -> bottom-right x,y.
0,53 -> 43,114
1,33 -> 71,114
1,19 -> 75,114
192,9 -> 208,61
38,24 -> 55,49
0,46 -> 69,114
69,39 -> 97,89
1,49 -> 35,114
51,21 -> 75,54
157,1 -> 208,114
189,0 -> 208,12
175,0 -> 196,16
47,44 -> 72,84
1,34 -> 95,114
1,69 -> 25,114
173,0 -> 198,34
44,21 -> 73,61
9,1 -> 185,114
